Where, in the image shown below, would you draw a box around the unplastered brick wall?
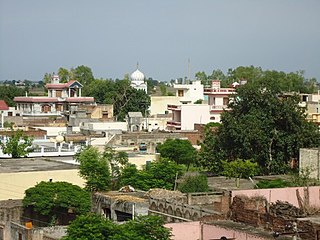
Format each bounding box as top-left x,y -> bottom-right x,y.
230,195 -> 319,237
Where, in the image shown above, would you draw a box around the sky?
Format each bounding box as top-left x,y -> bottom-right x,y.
0,0 -> 319,82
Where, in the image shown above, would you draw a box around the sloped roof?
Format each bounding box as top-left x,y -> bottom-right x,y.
0,100 -> 9,110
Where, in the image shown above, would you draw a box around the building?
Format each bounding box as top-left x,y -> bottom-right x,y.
14,74 -> 95,117
130,64 -> 147,93
167,104 -> 210,130
173,80 -> 204,104
204,80 -> 236,122
166,80 -> 236,130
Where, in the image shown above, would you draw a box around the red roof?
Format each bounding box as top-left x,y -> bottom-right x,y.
0,100 -> 9,110
14,97 -> 95,103
45,80 -> 82,89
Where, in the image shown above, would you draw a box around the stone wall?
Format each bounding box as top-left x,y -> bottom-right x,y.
299,148 -> 320,180
0,200 -> 23,240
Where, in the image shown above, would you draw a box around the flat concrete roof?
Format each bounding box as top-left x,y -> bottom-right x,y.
0,157 -> 78,173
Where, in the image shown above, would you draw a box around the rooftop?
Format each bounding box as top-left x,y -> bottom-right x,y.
0,157 -> 78,173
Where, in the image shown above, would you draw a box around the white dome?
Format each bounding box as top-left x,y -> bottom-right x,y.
130,69 -> 145,82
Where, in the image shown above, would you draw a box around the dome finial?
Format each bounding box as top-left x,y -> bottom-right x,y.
136,61 -> 139,70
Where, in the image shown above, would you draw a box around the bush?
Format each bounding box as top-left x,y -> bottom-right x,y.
178,173 -> 209,193
256,179 -> 292,189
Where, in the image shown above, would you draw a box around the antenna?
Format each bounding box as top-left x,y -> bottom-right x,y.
188,58 -> 191,83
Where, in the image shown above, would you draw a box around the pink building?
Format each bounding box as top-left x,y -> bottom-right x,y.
165,221 -> 267,240
204,80 -> 236,123
14,74 -> 95,117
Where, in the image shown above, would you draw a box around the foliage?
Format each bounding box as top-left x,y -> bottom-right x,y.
177,173 -> 209,193
157,139 -> 197,170
3,121 -> 14,128
256,179 -> 292,189
199,80 -> 320,175
222,159 -> 258,179
63,213 -> 117,240
194,99 -> 203,104
290,167 -> 320,187
76,146 -> 111,192
63,214 -> 171,240
84,79 -> 150,121
102,146 -> 128,189
0,85 -> 25,106
119,158 -> 182,191
73,65 -> 94,85
159,83 -> 167,96
197,123 -> 223,174
0,128 -> 33,158
58,67 -> 70,83
23,181 -> 91,221
195,66 -> 318,93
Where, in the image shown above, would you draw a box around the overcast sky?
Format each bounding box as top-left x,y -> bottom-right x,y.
0,0 -> 319,82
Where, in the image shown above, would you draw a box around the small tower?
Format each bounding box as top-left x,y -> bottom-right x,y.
51,73 -> 60,84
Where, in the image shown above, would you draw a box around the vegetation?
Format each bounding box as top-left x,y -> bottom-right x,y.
103,146 -> 128,189
198,80 -> 320,175
0,128 -> 33,158
23,181 -> 91,224
76,146 -> 111,192
0,85 -> 25,106
177,173 -> 209,193
256,179 -> 291,189
119,158 -> 182,191
195,66 -> 317,93
84,78 -> 151,121
157,139 -> 197,170
63,214 -> 171,240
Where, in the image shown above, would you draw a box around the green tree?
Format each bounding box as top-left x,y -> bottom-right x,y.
222,159 -> 258,187
0,85 -> 25,106
197,123 -> 223,174
84,79 -> 150,121
42,72 -> 52,84
23,181 -> 91,224
58,67 -> 70,83
157,139 -> 197,170
76,146 -> 111,192
0,128 -> 33,158
202,82 -> 320,175
195,71 -> 208,86
74,65 -> 94,85
159,83 -> 167,96
63,214 -> 171,240
177,173 -> 209,193
119,158 -> 182,191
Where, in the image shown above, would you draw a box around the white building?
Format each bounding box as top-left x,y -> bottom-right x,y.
173,80 -> 204,104
167,104 -> 210,130
167,80 -> 236,130
14,74 -> 95,117
130,64 -> 147,93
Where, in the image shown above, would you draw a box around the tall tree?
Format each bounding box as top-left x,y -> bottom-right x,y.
0,85 -> 25,107
200,81 -> 320,175
23,181 -> 91,225
63,214 -> 171,240
157,138 -> 197,170
74,65 -> 94,85
76,146 -> 111,192
58,67 -> 70,83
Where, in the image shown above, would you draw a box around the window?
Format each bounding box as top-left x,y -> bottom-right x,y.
178,90 -> 184,97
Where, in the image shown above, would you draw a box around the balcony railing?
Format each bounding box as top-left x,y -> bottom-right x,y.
167,121 -> 181,126
210,105 -> 230,111
204,88 -> 235,94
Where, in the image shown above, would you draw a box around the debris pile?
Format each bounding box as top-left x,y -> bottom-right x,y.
144,188 -> 186,203
269,201 -> 306,218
